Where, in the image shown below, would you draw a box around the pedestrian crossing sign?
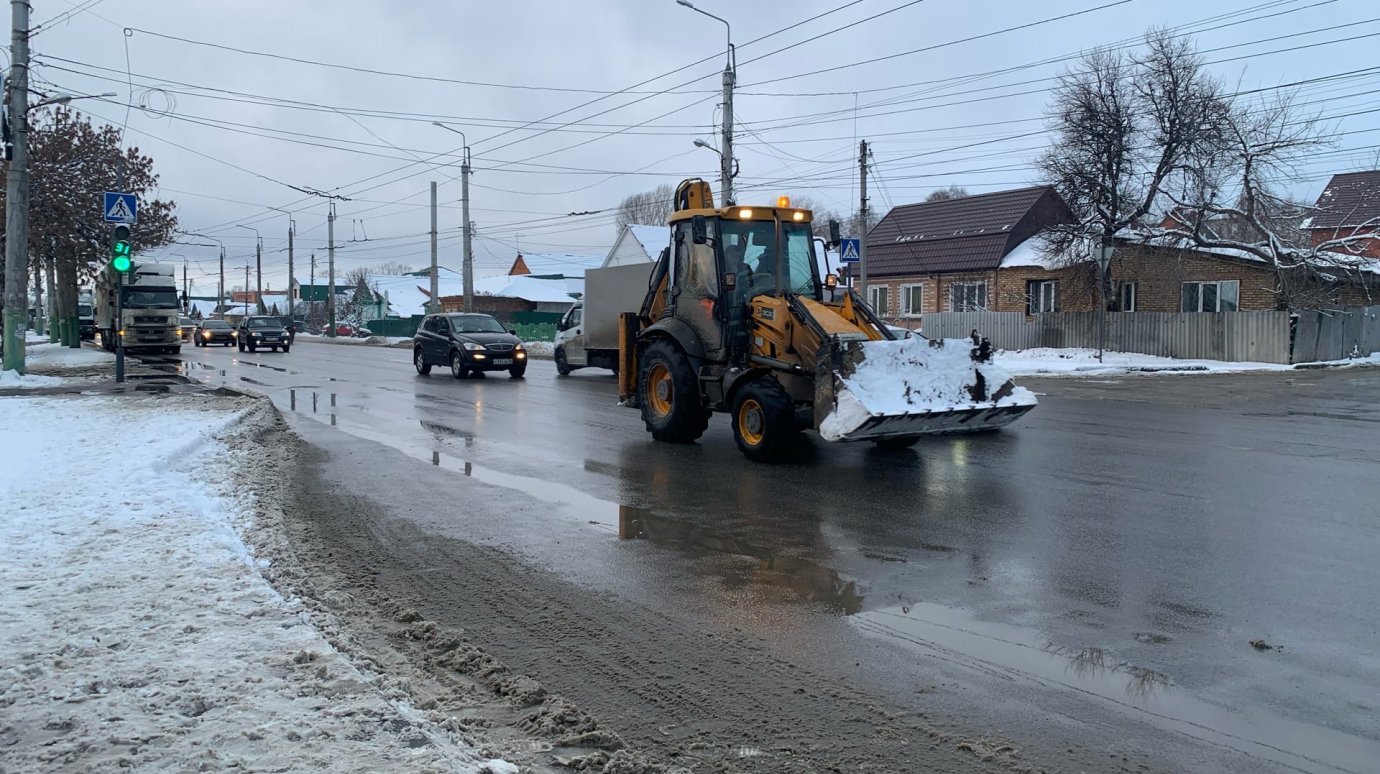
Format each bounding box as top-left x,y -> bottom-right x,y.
103,192 -> 137,224
839,238 -> 861,263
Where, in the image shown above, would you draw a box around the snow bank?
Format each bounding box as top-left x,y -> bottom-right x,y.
0,369 -> 63,388
994,347 -> 1294,376
523,340 -> 554,358
25,342 -> 114,370
819,337 -> 1037,441
0,396 -> 496,772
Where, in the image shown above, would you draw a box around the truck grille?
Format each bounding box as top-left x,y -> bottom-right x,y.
134,316 -> 168,324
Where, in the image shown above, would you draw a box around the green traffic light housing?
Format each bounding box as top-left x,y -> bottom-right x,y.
112,224 -> 131,273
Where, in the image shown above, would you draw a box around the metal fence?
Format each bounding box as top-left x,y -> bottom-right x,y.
911,311 -> 1303,363
1291,306 -> 1380,363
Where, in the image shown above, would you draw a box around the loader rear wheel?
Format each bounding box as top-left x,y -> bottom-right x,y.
638,339 -> 707,443
731,377 -> 797,462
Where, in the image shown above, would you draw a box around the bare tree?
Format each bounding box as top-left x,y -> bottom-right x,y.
924,186 -> 969,203
788,195 -> 847,239
363,261 -> 413,276
1038,28 -> 1230,282
615,183 -> 675,231
1161,94 -> 1377,306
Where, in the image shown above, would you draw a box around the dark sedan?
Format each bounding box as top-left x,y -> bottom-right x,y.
194,319 -> 235,347
236,316 -> 292,353
413,313 -> 526,379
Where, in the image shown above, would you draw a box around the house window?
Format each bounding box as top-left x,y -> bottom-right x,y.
1181,280 -> 1239,312
1117,281 -> 1137,312
949,282 -> 988,312
1026,280 -> 1058,314
900,285 -> 924,317
867,285 -> 890,316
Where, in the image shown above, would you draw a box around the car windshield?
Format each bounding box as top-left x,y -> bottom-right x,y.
121,288 -> 179,309
720,219 -> 820,299
448,315 -> 506,334
78,304 -> 92,316
202,321 -> 230,329
246,318 -> 280,328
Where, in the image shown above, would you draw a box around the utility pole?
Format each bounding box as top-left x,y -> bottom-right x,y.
327,202 -> 336,337
462,148 -> 474,310
244,265 -> 250,317
2,0 -> 31,373
310,252 -> 316,324
182,259 -> 189,310
255,237 -> 262,301
720,49 -> 735,206
218,247 -> 225,319
429,180 -> 439,313
858,139 -> 869,302
287,221 -> 295,318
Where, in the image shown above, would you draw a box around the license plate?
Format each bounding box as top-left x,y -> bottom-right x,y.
493,358 -> 512,366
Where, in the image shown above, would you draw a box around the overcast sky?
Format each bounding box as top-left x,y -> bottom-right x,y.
24,0 -> 1380,295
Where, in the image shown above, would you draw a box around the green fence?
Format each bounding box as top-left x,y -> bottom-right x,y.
513,322 -> 556,342
363,315 -> 424,338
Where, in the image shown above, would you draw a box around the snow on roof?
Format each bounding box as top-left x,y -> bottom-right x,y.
472,274 -> 582,303
514,252 -> 604,277
1122,229 -> 1380,276
628,225 -> 667,258
999,235 -> 1064,269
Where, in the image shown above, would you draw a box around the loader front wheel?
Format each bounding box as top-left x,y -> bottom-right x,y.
731,377 -> 797,462
638,339 -> 707,443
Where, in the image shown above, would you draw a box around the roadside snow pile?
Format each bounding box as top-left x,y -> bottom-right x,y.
819,337 -> 1037,441
26,341 -> 114,371
0,395 -> 500,773
523,340 -> 554,358
0,369 -> 63,387
994,347 -> 1293,376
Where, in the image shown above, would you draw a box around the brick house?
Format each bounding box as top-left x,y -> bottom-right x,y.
859,186 -> 1378,323
1307,170 -> 1380,258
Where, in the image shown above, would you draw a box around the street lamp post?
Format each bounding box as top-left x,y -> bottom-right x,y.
676,1 -> 734,205
1097,241 -> 1115,364
431,122 -> 474,311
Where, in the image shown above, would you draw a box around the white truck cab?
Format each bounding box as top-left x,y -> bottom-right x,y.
553,303 -> 586,375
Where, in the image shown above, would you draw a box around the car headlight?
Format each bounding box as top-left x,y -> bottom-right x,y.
463,342 -> 484,351
202,331 -> 211,338
175,327 -> 183,336
253,332 -> 262,338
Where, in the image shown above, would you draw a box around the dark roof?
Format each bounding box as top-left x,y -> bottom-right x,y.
1309,170 -> 1380,230
864,186 -> 1073,275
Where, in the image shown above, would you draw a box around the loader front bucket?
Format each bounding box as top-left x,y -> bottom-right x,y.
815,336 -> 1037,442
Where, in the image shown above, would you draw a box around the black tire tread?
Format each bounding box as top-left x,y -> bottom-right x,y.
731,376 -> 798,462
638,339 -> 708,444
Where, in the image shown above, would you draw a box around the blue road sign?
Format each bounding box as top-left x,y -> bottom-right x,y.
839,238 -> 861,264
103,192 -> 137,224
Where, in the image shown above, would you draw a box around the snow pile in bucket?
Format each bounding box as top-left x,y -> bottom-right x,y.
819,337 -> 1037,441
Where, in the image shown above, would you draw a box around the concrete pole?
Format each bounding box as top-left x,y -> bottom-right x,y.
2,0 -> 31,373
255,237 -> 262,302
287,222 -> 295,318
218,247 -> 225,319
858,139 -> 869,303
462,150 -> 474,311
721,54 -> 735,206
327,202 -> 336,337
244,265 -> 250,317
429,180 -> 439,313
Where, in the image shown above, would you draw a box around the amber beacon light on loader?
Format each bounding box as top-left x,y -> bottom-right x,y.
615,179 -> 1038,462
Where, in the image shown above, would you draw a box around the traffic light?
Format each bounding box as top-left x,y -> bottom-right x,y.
112,224 -> 132,273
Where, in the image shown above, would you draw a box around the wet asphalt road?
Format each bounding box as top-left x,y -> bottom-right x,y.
168,339 -> 1380,773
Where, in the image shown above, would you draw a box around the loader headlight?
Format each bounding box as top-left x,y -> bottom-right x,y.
737,208 -> 753,219
792,211 -> 806,222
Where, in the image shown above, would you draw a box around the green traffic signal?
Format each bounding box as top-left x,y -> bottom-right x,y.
112,224 -> 131,272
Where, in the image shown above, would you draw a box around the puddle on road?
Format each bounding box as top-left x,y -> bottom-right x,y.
854,602 -> 1376,774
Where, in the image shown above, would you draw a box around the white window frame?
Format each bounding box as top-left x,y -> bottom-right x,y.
1181,280 -> 1240,312
949,282 -> 988,312
1118,281 -> 1137,312
867,285 -> 891,317
1026,280 -> 1058,314
900,284 -> 925,317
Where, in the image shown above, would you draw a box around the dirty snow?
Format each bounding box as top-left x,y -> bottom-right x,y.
819,337 -> 1037,441
25,341 -> 115,370
0,369 -> 64,388
989,347 -> 1380,376
0,395 -> 499,772
523,340 -> 554,358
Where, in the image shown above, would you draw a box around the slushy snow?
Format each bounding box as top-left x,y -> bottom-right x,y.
0,395 -> 501,772
819,337 -> 1037,441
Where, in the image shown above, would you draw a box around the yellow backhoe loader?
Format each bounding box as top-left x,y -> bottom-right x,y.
617,179 -> 1037,461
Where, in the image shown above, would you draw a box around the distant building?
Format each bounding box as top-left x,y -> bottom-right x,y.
1308,170 -> 1380,258
604,224 -> 667,267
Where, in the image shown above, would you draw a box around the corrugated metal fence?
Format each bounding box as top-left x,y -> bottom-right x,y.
910,307 -> 1380,364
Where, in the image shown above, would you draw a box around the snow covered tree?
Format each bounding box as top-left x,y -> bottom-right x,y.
924,186 -> 969,203
1037,28 -> 1230,299
1159,95 -> 1378,306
